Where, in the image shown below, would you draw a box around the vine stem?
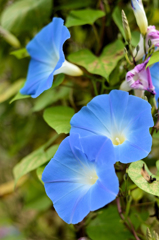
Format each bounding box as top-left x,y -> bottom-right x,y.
143,34 -> 147,60
91,79 -> 98,96
129,43 -> 137,66
92,24 -> 100,46
151,110 -> 159,136
116,197 -> 141,240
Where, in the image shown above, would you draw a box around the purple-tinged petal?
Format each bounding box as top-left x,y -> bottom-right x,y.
126,59 -> 156,95
147,26 -> 159,48
134,27 -> 159,61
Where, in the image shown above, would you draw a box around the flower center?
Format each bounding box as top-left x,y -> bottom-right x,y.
86,170 -> 98,185
112,135 -> 125,146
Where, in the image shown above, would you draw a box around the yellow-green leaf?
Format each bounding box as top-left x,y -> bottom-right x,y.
13,135 -> 59,184
68,40 -> 124,79
1,0 -> 52,34
0,79 -> 25,103
128,160 -> 159,196
146,51 -> 159,68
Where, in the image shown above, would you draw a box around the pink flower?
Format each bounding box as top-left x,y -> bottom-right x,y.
126,59 -> 156,95
134,26 -> 159,61
147,26 -> 159,47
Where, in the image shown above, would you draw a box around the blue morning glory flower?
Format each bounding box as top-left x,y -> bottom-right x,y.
20,17 -> 83,98
70,90 -> 153,164
42,133 -> 119,224
150,62 -> 159,106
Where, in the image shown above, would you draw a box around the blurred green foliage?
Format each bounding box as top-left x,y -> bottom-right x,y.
1,0 -> 159,239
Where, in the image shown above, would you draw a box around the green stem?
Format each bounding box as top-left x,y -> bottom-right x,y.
44,134 -> 59,149
125,196 -> 132,218
84,73 -> 103,82
92,24 -> 100,45
124,47 -> 133,65
129,43 -> 136,66
116,197 -> 141,240
103,0 -> 110,14
91,79 -> 98,96
143,34 -> 147,60
100,81 -> 105,94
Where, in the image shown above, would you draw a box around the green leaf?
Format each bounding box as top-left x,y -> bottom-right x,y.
128,160 -> 159,196
22,177 -> 51,211
10,74 -> 66,105
86,206 -> 132,240
68,40 -> 124,79
36,166 -> 45,184
131,188 -> 144,201
146,51 -> 159,68
0,79 -> 25,103
10,92 -> 30,103
32,85 -> 70,112
129,209 -> 149,231
24,194 -> 52,211
43,106 -> 75,134
65,9 -> 105,27
131,31 -> 140,47
10,48 -> 29,59
112,6 -> 125,38
153,130 -> 159,139
9,80 -> 30,103
13,135 -> 59,184
1,0 -> 52,34
156,160 -> 159,176
55,0 -> 92,11
0,26 -> 21,48
52,74 -> 65,88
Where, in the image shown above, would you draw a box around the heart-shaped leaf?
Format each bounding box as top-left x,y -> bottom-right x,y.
68,40 -> 124,79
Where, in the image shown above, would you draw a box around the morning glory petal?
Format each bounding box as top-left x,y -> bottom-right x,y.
70,105 -> 111,137
80,135 -> 116,165
70,90 -> 153,163
20,17 -> 74,98
126,60 -> 156,95
20,59 -> 54,98
115,129 -> 151,164
42,133 -> 119,224
91,166 -> 119,210
26,17 -> 70,67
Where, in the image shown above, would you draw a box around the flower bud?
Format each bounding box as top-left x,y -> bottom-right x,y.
122,10 -> 131,42
131,0 -> 148,35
